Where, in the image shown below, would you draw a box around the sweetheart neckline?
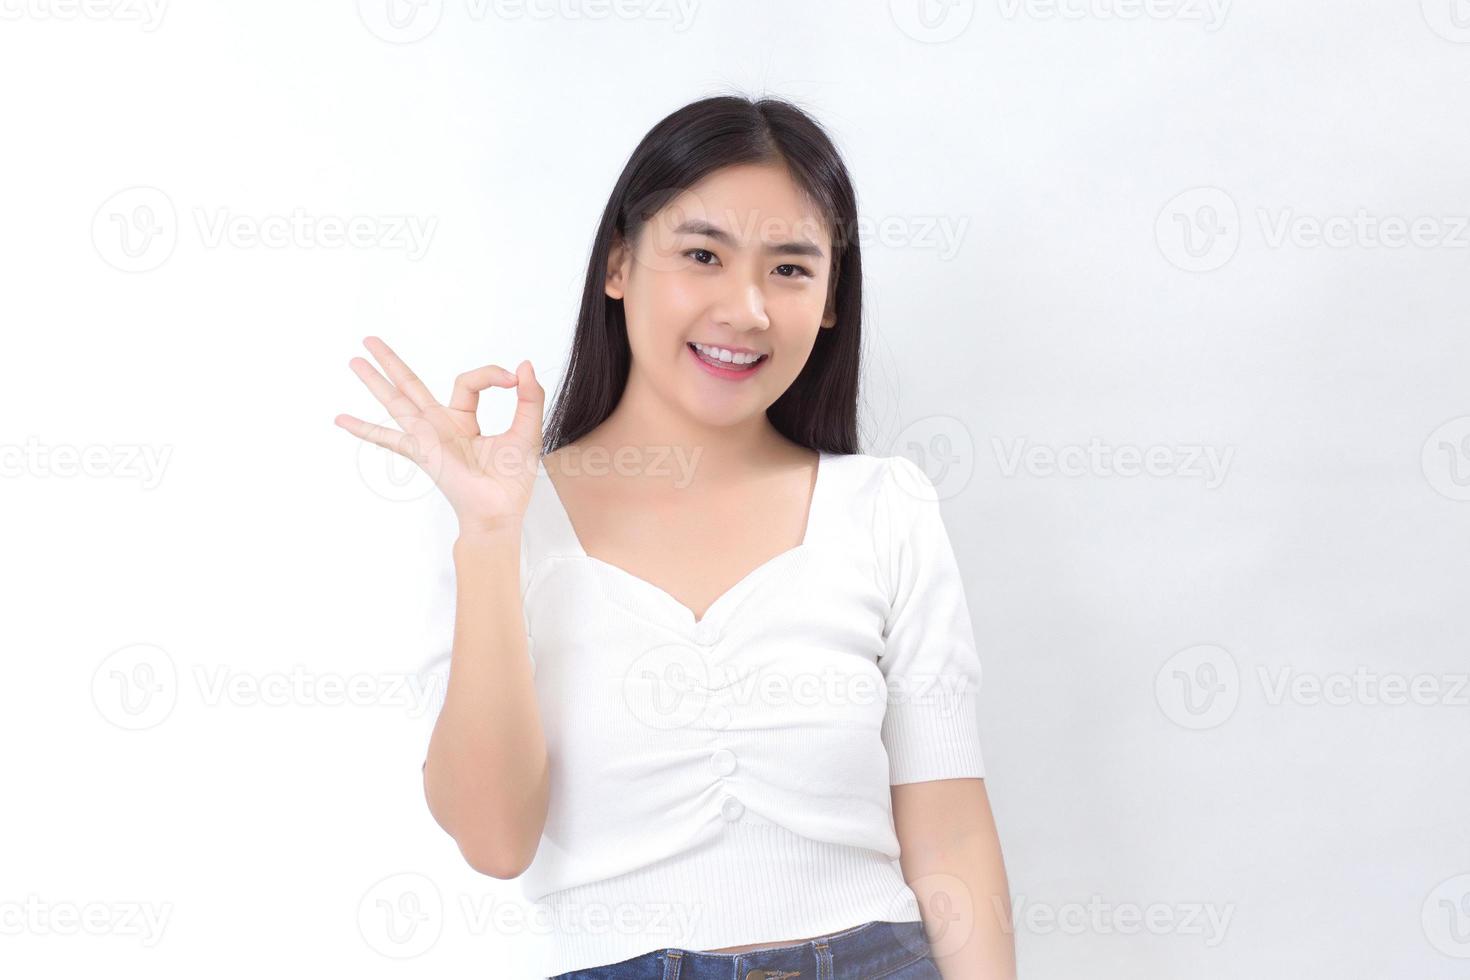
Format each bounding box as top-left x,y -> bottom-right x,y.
536,451 -> 828,628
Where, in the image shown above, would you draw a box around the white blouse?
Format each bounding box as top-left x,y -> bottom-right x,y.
430,450 -> 986,977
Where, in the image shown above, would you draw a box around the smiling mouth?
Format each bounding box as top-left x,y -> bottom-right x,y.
687,342 -> 769,372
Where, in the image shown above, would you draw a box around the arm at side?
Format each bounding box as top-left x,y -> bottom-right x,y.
421,528 -> 549,879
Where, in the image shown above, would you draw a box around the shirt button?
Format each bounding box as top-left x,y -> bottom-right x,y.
710,747 -> 737,776
720,795 -> 744,821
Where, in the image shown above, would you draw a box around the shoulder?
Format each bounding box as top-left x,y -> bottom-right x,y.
823,449 -> 906,484
824,451 -> 938,510
817,453 -> 944,576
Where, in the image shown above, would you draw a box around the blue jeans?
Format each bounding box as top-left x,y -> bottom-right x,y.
550,918 -> 942,979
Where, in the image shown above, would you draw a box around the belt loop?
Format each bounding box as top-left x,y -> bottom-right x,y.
813,940 -> 834,980
661,949 -> 683,980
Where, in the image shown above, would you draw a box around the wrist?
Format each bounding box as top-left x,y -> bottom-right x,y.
454,520 -> 522,554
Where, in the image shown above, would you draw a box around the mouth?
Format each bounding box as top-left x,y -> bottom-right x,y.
687,342 -> 770,378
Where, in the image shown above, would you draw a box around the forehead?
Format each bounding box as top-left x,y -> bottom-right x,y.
656,162 -> 830,246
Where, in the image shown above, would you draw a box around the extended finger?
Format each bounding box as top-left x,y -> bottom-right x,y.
334,413 -> 418,458
363,336 -> 438,411
508,360 -> 546,444
448,364 -> 518,413
349,356 -> 420,424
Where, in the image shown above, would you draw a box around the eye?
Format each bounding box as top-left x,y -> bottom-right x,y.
685,248 -> 718,266
774,263 -> 814,279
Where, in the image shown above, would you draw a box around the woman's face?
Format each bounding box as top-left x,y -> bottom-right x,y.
605,162 -> 837,429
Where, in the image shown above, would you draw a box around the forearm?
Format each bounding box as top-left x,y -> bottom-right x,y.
900,813 -> 1017,979
422,527 -> 549,878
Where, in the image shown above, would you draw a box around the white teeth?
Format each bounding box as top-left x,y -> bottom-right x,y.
693,342 -> 765,366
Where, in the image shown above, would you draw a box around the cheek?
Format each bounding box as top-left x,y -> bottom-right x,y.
627,269 -> 705,338
766,287 -> 829,334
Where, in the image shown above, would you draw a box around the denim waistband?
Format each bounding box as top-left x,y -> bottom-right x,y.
551,918 -> 934,980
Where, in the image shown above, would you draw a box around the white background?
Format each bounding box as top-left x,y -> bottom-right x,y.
2,1 -> 1468,977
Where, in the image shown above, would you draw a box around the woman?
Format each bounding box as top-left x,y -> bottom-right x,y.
336,95 -> 1016,979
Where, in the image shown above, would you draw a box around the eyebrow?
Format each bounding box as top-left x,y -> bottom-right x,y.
672,218 -> 826,260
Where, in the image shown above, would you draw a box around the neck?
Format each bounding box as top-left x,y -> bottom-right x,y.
573,367 -> 790,484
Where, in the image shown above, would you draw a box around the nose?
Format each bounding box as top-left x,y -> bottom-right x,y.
713,279 -> 770,334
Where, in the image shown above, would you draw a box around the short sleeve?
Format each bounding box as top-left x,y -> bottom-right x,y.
875,454 -> 986,785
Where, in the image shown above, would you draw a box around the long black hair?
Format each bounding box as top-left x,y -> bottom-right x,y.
541,94 -> 863,457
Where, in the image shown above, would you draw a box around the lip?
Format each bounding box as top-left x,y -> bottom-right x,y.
687,342 -> 769,381
691,341 -> 767,356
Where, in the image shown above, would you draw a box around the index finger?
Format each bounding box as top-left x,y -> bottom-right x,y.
363,336 -> 437,410
449,364 -> 519,413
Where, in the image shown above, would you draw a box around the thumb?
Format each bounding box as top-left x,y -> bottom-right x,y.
510,359 -> 546,458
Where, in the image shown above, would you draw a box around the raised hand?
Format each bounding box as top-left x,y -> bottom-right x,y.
335,336 -> 544,535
